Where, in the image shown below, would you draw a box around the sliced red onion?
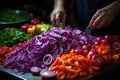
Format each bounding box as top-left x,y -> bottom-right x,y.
30,66 -> 41,76
62,43 -> 70,52
43,54 -> 53,66
73,29 -> 82,36
49,31 -> 61,38
41,64 -> 46,68
80,35 -> 87,42
59,46 -> 64,53
4,27 -> 97,73
52,49 -> 59,57
40,69 -> 56,80
26,47 -> 32,54
35,36 -> 42,45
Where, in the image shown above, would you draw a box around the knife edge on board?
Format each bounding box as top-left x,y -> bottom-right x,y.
84,26 -> 93,39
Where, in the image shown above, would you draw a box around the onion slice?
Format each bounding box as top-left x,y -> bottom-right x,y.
43,54 -> 53,65
40,69 -> 56,80
30,66 -> 41,76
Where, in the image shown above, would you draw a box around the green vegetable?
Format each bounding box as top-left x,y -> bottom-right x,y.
0,28 -> 33,46
0,8 -> 24,22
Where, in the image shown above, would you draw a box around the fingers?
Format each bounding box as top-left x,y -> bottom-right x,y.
62,13 -> 66,27
50,10 -> 66,27
96,17 -> 109,29
50,12 -> 56,27
92,12 -> 104,28
89,8 -> 114,29
89,9 -> 102,28
55,12 -> 61,27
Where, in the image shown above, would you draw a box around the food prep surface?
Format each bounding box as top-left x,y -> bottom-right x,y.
0,65 -> 42,80
1,61 -> 120,80
1,19 -> 120,80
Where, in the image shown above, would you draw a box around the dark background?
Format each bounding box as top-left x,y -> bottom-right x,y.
0,0 -> 54,23
0,0 -> 74,25
1,1 -> 120,80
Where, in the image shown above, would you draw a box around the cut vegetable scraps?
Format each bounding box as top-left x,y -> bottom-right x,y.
49,50 -> 99,80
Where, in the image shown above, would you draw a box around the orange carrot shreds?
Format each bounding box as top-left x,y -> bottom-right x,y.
90,66 -> 100,71
57,71 -> 66,80
66,71 -> 79,79
58,65 -> 76,73
49,57 -> 63,68
64,59 -> 75,66
49,65 -> 59,71
88,67 -> 94,74
72,55 -> 84,61
112,54 -> 120,60
72,67 -> 82,73
79,71 -> 88,77
57,65 -> 79,79
94,43 -> 110,54
73,61 -> 79,67
88,66 -> 99,74
70,48 -> 75,53
49,58 -> 63,71
49,52 -> 99,80
61,54 -> 72,60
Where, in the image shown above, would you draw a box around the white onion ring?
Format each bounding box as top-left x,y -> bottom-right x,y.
35,36 -> 42,45
43,54 -> 53,65
26,47 -> 32,54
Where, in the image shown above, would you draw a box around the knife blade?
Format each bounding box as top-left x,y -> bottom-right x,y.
84,26 -> 93,39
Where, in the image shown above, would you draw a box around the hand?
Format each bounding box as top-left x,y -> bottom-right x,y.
89,1 -> 119,29
50,8 -> 66,27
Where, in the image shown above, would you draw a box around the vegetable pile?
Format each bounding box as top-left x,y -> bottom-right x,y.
0,42 -> 26,64
49,50 -> 99,80
3,27 -> 95,73
1,27 -> 120,80
0,28 -> 32,46
49,34 -> 120,80
20,17 -> 54,35
0,46 -> 16,63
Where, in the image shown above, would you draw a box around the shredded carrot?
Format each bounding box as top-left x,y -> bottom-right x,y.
57,71 -> 65,80
49,49 -> 100,80
79,72 -> 88,76
112,54 -> 120,60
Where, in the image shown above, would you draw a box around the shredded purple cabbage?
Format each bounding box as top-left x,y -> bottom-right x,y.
4,27 -> 96,73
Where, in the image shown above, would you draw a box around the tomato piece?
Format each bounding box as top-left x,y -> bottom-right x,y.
31,17 -> 40,25
112,41 -> 120,53
91,54 -> 104,67
20,23 -> 31,32
102,54 -> 112,64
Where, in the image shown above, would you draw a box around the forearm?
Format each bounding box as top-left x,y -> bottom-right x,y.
115,0 -> 120,14
110,0 -> 120,15
54,0 -> 65,9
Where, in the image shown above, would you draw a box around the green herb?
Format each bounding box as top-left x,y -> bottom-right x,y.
0,28 -> 33,46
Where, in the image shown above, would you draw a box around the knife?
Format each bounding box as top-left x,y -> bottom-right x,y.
84,26 -> 93,39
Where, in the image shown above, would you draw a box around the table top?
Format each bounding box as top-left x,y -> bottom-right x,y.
0,65 -> 42,80
0,61 -> 120,80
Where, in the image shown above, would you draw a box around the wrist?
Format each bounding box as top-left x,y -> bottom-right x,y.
111,0 -> 120,16
54,0 -> 65,10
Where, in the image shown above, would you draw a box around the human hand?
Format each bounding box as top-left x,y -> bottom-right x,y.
89,1 -> 119,29
50,8 -> 66,27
